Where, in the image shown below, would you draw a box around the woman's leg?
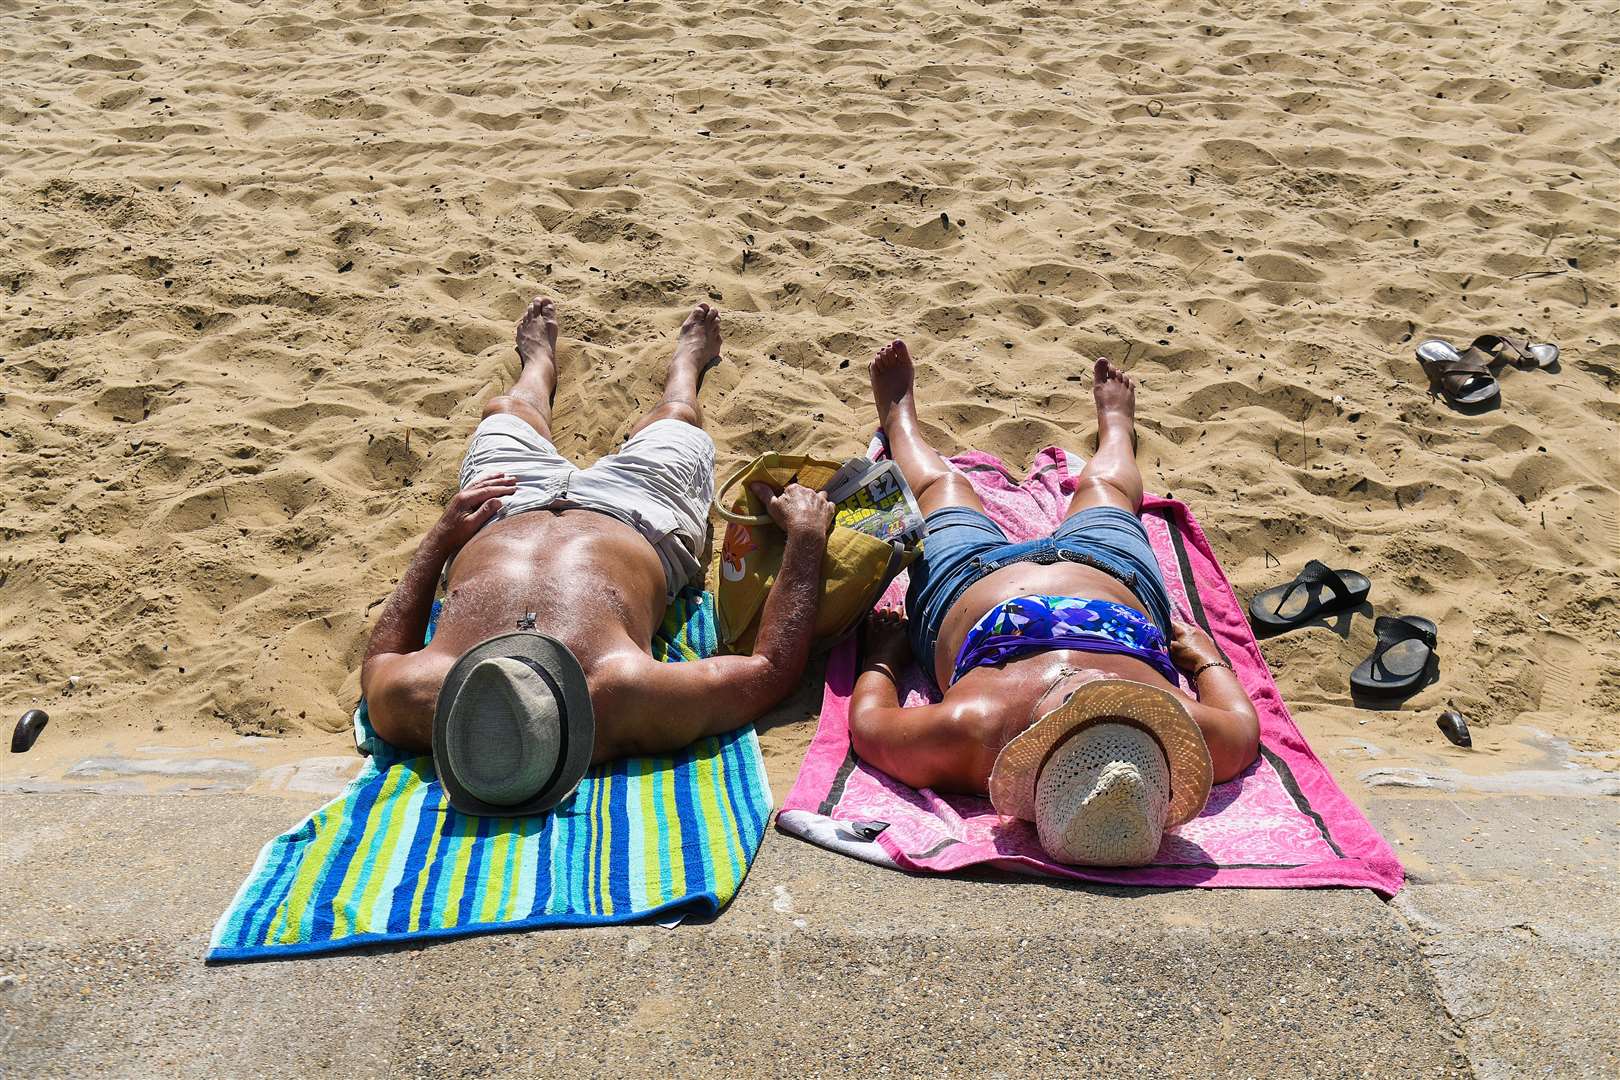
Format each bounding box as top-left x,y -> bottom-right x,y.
869,339 -> 986,516
1064,357 -> 1143,517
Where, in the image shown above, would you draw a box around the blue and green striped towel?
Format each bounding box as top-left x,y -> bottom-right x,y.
208,589 -> 771,962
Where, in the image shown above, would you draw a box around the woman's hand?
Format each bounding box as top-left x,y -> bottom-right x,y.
431,473 -> 519,554
862,607 -> 912,677
1168,618 -> 1225,673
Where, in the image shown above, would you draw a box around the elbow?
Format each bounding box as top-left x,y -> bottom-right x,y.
753,650 -> 808,703
1209,721 -> 1261,785
848,700 -> 877,754
367,707 -> 430,755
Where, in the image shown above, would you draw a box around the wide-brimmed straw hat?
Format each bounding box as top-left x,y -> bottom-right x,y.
988,671 -> 1213,864
432,632 -> 594,817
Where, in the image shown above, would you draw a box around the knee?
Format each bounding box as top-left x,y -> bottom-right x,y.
915,471 -> 971,503
483,395 -> 550,435
1073,474 -> 1140,512
482,394 -> 523,419
646,402 -> 701,429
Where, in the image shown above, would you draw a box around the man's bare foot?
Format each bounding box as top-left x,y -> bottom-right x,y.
1093,356 -> 1136,446
673,302 -> 722,382
516,296 -> 559,369
870,339 -> 917,429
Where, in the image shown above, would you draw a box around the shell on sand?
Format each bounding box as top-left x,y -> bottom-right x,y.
0,0 -> 1615,784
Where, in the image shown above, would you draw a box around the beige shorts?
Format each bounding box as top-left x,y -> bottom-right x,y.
458,414 -> 716,599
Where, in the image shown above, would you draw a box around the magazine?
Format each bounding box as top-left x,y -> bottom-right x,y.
823,458 -> 927,545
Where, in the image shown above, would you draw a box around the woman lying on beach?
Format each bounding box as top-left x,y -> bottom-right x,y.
848,342 -> 1260,866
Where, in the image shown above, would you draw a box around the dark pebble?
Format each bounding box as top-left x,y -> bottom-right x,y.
11,709 -> 48,753
1437,709 -> 1471,748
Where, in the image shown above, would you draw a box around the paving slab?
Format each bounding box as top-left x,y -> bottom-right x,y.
0,793 -> 1467,1078
1371,795 -> 1620,1080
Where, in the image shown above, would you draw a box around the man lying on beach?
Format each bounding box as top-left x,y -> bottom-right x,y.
848,342 -> 1260,866
361,298 -> 833,815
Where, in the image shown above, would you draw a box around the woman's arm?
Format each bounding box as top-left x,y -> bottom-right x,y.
1168,619 -> 1261,783
846,610 -> 989,794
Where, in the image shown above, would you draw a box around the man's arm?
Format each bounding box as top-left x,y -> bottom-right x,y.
593,483 -> 832,761
360,473 -> 517,749
1167,619 -> 1261,783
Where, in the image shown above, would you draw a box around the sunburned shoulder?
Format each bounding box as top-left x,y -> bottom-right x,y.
579,647 -> 663,712
364,650 -> 456,752
931,685 -> 1016,753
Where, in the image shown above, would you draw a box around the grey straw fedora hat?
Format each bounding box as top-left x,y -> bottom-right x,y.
432,632 -> 594,817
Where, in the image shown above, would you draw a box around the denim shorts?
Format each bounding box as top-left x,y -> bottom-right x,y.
905,505 -> 1175,680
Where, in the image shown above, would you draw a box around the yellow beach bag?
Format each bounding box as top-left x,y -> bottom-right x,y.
713,453 -> 913,653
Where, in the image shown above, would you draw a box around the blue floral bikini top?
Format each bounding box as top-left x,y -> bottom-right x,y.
950,594 -> 1179,686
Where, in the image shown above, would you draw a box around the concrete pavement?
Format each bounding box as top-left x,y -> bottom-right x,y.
0,766 -> 1613,1076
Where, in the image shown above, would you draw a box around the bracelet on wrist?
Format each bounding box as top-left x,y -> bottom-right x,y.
866,661 -> 900,682
1192,659 -> 1233,678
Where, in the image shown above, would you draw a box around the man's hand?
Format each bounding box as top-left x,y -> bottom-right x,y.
432,473 -> 519,554
1168,618 -> 1224,673
750,482 -> 834,540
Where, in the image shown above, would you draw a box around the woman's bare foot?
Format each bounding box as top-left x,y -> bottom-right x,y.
673,302 -> 722,384
516,296 -> 559,369
1093,356 -> 1136,446
870,339 -> 917,429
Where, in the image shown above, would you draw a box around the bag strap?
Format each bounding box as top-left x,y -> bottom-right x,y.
713,459 -> 777,526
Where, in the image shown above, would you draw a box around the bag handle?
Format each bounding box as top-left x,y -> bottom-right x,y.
713,459 -> 776,526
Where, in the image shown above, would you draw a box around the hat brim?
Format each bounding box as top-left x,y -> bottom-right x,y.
988,676 -> 1213,828
432,632 -> 594,817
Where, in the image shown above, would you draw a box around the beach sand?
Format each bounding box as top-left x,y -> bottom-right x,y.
2,0 -> 1616,793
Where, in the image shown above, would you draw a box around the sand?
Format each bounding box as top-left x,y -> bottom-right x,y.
2,0 -> 1616,791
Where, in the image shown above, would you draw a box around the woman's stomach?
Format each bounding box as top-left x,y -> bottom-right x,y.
933,561 -> 1158,689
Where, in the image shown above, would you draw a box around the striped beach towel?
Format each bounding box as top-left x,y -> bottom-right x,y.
209,590 -> 771,962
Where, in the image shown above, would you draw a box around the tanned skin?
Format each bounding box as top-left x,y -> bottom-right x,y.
848,341 -> 1260,793
361,298 -> 834,764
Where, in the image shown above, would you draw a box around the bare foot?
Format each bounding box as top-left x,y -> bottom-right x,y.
869,339 -> 917,429
673,302 -> 722,382
1093,356 -> 1136,444
516,296 -> 559,369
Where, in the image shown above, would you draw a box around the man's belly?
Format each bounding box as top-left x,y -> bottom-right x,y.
433,509 -> 669,662
934,561 -> 1155,688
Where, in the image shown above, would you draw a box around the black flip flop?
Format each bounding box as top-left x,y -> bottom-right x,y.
1350,615 -> 1437,699
1249,560 -> 1371,633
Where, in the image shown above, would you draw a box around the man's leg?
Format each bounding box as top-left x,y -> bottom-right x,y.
483,296 -> 560,438
627,303 -> 721,437
1064,357 -> 1143,517
869,339 -> 986,516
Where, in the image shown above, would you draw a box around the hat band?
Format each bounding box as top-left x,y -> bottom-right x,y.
506,653 -> 572,803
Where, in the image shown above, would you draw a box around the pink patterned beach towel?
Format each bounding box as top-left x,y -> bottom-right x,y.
778,441 -> 1404,897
